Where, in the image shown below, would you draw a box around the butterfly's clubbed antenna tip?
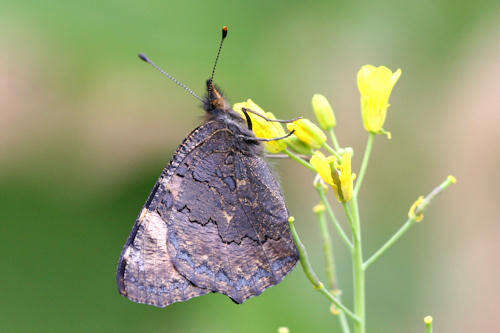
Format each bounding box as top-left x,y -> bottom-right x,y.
138,53 -> 150,63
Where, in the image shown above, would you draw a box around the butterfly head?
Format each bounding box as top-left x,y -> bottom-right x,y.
204,79 -> 230,114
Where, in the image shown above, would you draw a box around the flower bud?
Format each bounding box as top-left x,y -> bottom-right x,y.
357,65 -> 401,137
285,136 -> 313,155
312,203 -> 326,214
312,94 -> 336,130
287,119 -> 326,149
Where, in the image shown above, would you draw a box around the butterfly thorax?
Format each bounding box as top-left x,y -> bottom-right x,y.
203,79 -> 257,149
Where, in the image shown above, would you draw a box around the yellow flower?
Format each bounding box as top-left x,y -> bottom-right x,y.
287,119 -> 326,149
357,65 -> 401,137
337,148 -> 355,202
310,151 -> 336,188
408,196 -> 425,222
233,99 -> 287,153
310,149 -> 355,202
312,94 -> 336,130
330,304 -> 340,316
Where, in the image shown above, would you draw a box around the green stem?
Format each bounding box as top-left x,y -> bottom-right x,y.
323,142 -> 342,159
363,218 -> 415,270
353,133 -> 374,197
415,175 -> 456,216
337,299 -> 351,332
424,316 -> 433,333
350,199 -> 361,241
284,149 -> 316,172
346,134 -> 374,333
316,207 -> 337,290
329,129 -> 341,151
316,185 -> 353,250
363,175 -> 456,270
288,217 -> 360,323
315,207 -> 350,333
344,202 -> 365,333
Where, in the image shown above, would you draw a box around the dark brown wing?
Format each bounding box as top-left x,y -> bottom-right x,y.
116,123 -> 219,307
116,208 -> 210,307
117,120 -> 298,306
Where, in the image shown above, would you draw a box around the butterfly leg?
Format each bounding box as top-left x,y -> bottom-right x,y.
265,153 -> 310,159
241,108 -> 302,123
241,108 -> 253,131
237,130 -> 295,142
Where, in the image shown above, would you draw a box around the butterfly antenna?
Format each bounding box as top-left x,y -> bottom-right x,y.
209,25 -> 228,84
138,53 -> 203,102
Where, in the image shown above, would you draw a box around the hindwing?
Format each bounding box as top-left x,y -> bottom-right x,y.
117,120 -> 298,307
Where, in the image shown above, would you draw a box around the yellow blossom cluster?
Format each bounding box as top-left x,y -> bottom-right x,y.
232,64 -> 401,202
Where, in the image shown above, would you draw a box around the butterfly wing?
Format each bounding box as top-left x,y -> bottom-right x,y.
116,208 -> 209,307
116,123 -> 219,307
117,120 -> 298,306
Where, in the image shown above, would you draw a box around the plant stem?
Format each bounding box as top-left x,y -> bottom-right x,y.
414,175 -> 456,216
315,206 -> 350,333
344,202 -> 365,333
363,217 -> 415,270
323,142 -> 342,159
353,133 -> 374,197
284,149 -> 316,172
344,133 -> 374,332
337,298 -> 351,332
288,217 -> 360,323
316,207 -> 337,290
329,129 -> 341,151
363,175 -> 456,270
316,186 -> 353,250
424,316 -> 433,333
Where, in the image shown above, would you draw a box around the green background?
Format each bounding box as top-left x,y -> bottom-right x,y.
2,1 -> 499,332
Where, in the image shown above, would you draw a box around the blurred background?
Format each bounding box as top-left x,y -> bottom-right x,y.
2,0 -> 499,332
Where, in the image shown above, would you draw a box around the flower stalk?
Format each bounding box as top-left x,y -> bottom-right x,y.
353,133 -> 374,197
328,128 -> 341,151
314,205 -> 350,333
363,175 -> 456,270
288,217 -> 360,323
323,142 -> 342,159
315,183 -> 353,250
343,201 -> 365,333
284,149 -> 316,172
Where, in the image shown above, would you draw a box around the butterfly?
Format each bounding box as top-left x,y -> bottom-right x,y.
116,26 -> 299,307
